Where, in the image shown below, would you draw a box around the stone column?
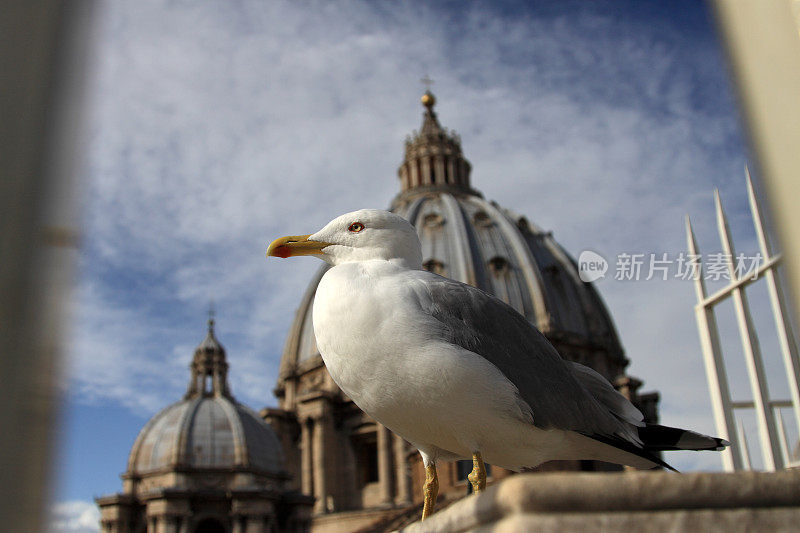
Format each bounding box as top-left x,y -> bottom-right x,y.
435,156 -> 446,185
446,156 -> 456,185
422,156 -> 432,185
377,424 -> 394,505
300,419 -> 313,496
178,516 -> 190,533
245,516 -> 265,533
394,433 -> 412,505
400,164 -> 409,191
312,416 -> 328,514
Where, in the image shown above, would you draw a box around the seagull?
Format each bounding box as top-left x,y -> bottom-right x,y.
267,209 -> 728,519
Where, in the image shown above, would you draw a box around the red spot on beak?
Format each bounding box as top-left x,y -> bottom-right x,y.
272,245 -> 291,258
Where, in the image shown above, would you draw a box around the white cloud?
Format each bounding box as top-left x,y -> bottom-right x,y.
49,500 -> 100,533
65,278 -> 189,415
62,0 -> 782,476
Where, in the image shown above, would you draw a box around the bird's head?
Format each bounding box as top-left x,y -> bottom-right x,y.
267,209 -> 423,268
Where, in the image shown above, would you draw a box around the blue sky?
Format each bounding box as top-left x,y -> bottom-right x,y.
50,1 -> 795,531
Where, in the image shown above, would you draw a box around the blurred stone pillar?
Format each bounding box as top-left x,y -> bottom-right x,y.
0,3 -> 95,532
244,516 -> 266,533
178,517 -> 190,533
394,433 -> 412,505
711,0 -> 800,320
312,414 -> 330,514
300,418 -> 313,496
378,424 -> 394,505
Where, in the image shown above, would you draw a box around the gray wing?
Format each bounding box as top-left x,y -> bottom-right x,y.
408,271 -> 642,443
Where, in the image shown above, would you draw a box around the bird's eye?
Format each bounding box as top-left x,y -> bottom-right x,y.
348,222 -> 365,233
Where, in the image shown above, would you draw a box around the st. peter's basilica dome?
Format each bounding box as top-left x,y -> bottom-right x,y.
277,90 -> 626,387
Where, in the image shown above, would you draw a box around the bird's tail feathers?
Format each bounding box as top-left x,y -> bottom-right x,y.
638,424 -> 730,452
582,432 -> 679,472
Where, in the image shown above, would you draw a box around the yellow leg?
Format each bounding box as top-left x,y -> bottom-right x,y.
421,463 -> 439,521
468,451 -> 486,493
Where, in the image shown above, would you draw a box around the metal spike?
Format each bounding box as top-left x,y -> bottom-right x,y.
688,211 -> 741,471
745,166 -> 772,260
685,215 -> 707,300
685,214 -> 699,256
714,189 -> 737,279
775,409 -> 790,466
715,185 -> 783,469
737,418 -> 752,470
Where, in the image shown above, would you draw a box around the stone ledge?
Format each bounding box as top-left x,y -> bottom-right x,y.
399,470 -> 800,532
313,507 -> 402,533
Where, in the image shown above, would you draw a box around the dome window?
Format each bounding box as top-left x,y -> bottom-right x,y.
423,259 -> 446,275
488,256 -> 509,275
473,211 -> 493,227
423,212 -> 444,228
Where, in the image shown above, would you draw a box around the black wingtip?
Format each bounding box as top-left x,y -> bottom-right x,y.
639,424 -> 731,452
582,432 -> 679,472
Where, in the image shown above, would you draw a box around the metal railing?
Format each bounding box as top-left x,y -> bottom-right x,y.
686,169 -> 800,471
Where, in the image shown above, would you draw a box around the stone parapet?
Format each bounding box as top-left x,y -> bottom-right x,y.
399,470 -> 800,532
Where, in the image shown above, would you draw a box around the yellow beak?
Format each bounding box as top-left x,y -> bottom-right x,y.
267,234 -> 331,259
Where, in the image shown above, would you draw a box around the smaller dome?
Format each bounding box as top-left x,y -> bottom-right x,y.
127,319 -> 286,477
127,396 -> 284,475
